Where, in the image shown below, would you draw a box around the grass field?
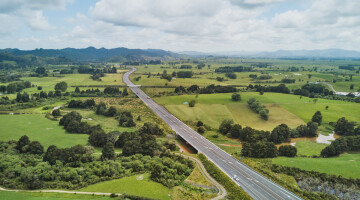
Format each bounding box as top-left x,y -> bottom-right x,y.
294,140 -> 328,156
0,114 -> 88,148
79,173 -> 171,200
273,153 -> 360,178
155,92 -> 360,132
0,191 -> 113,200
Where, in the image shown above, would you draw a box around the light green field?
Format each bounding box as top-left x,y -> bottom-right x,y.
79,173 -> 171,200
0,114 -> 88,148
0,191 -> 113,200
294,140 -> 328,156
273,153 -> 360,178
156,92 -> 360,132
20,72 -> 124,93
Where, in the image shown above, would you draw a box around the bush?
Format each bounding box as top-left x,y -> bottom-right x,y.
231,93 -> 241,101
197,126 -> 206,134
219,119 -> 234,134
189,100 -> 196,107
278,145 -> 297,157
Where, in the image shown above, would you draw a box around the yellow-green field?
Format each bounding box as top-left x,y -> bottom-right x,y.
79,173 -> 171,200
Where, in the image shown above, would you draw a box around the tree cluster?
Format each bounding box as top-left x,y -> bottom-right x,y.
253,84 -> 290,94
215,66 -> 252,73
118,111 -> 136,127
176,71 -> 193,78
321,135 -> 360,157
59,111 -> 92,134
247,98 -> 269,120
68,99 -> 96,109
15,135 -> 44,155
333,117 -> 360,136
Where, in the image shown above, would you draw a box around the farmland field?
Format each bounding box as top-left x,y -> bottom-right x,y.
79,173 -> 171,200
273,153 -> 360,179
0,191 -> 113,200
0,114 -> 88,148
155,92 -> 360,132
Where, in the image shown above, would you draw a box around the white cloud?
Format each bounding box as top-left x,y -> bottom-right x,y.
1,0 -> 360,52
0,0 -> 71,31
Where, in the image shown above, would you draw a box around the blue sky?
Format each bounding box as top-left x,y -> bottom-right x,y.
0,0 -> 359,52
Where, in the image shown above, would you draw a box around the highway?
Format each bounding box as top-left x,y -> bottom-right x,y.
123,67 -> 303,200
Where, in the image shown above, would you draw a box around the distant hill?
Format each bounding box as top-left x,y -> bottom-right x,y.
0,47 -> 183,62
179,49 -> 360,58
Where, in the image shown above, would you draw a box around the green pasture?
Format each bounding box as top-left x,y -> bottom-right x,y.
294,140 -> 328,156
0,114 -> 88,148
0,191 -> 113,200
79,173 -> 171,200
273,153 -> 360,179
156,92 -> 360,132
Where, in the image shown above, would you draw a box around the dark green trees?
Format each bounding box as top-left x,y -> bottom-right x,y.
229,124 -> 242,138
189,100 -> 196,107
54,81 -> 67,92
119,111 -> 136,127
270,124 -> 291,144
334,117 -> 356,136
139,123 -> 164,136
102,142 -> 115,160
232,93 -> 241,101
247,98 -> 269,120
16,135 -> 43,155
35,67 -> 46,75
241,141 -> 278,158
27,141 -> 44,155
278,145 -> 297,157
16,135 -> 30,153
88,128 -> 107,147
52,109 -> 61,117
219,119 -> 234,134
312,111 -> 322,125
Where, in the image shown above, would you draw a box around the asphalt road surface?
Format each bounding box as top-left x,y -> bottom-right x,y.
123,67 -> 303,200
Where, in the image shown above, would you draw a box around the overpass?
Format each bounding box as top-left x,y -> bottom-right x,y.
123,67 -> 302,200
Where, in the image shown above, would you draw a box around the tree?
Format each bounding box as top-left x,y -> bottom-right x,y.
52,109 -> 61,117
307,121 -> 318,137
96,102 -> 107,115
101,142 -> 115,160
35,67 -> 46,75
122,88 -> 128,96
88,128 -> 107,147
43,145 -> 58,165
27,141 -> 44,155
196,121 -> 204,127
106,106 -> 117,117
350,84 -> 354,90
312,111 -> 322,125
122,139 -> 142,156
219,119 -> 234,134
270,124 -> 290,144
229,124 -> 242,138
278,145 -> 297,157
75,87 -> 80,93
241,141 -> 278,158
232,93 -> 241,101
139,123 -> 164,135
197,126 -> 206,134
16,135 -> 30,153
55,81 -> 68,92
334,117 -> 355,136
189,100 -> 196,107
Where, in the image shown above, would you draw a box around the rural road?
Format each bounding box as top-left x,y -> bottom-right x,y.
177,153 -> 227,200
124,67 -> 303,200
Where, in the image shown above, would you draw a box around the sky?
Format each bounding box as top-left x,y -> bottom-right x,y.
0,0 -> 360,52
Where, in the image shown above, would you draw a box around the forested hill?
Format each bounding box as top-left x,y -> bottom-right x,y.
0,47 -> 183,62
